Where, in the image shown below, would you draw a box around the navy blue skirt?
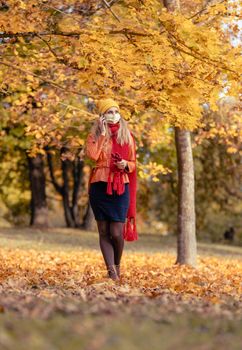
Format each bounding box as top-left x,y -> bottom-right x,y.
89,181 -> 130,222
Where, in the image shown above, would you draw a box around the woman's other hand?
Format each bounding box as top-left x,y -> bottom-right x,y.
116,159 -> 128,170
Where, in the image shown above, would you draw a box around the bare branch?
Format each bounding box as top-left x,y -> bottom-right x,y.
109,29 -> 151,37
102,0 -> 121,22
188,0 -> 226,22
0,31 -> 82,39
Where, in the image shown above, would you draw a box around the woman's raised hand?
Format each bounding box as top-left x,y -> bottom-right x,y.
99,115 -> 106,136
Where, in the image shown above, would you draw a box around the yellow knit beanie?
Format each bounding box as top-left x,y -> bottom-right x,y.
97,98 -> 120,115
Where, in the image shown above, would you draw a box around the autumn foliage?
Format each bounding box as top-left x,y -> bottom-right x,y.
0,246 -> 241,314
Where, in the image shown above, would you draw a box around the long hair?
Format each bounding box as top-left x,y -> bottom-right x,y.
90,116 -> 133,146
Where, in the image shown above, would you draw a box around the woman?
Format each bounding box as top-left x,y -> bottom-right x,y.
85,98 -> 137,282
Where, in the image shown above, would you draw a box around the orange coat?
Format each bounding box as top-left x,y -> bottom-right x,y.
85,133 -> 136,184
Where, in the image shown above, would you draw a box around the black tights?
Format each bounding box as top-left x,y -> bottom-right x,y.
97,220 -> 124,269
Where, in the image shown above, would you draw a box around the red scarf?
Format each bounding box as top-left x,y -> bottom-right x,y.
107,123 -> 138,241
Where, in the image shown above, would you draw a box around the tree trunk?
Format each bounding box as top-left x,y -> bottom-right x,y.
61,156 -> 76,227
71,158 -> 84,226
46,147 -> 84,228
82,202 -> 96,231
175,128 -> 197,266
163,0 -> 180,11
163,0 -> 197,266
27,154 -> 48,227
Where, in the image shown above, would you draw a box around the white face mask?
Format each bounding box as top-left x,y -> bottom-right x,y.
104,112 -> 121,124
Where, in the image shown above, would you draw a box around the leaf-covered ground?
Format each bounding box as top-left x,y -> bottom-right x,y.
0,227 -> 241,349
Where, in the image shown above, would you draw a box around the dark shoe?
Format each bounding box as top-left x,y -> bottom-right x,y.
107,265 -> 119,281
115,264 -> 120,278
